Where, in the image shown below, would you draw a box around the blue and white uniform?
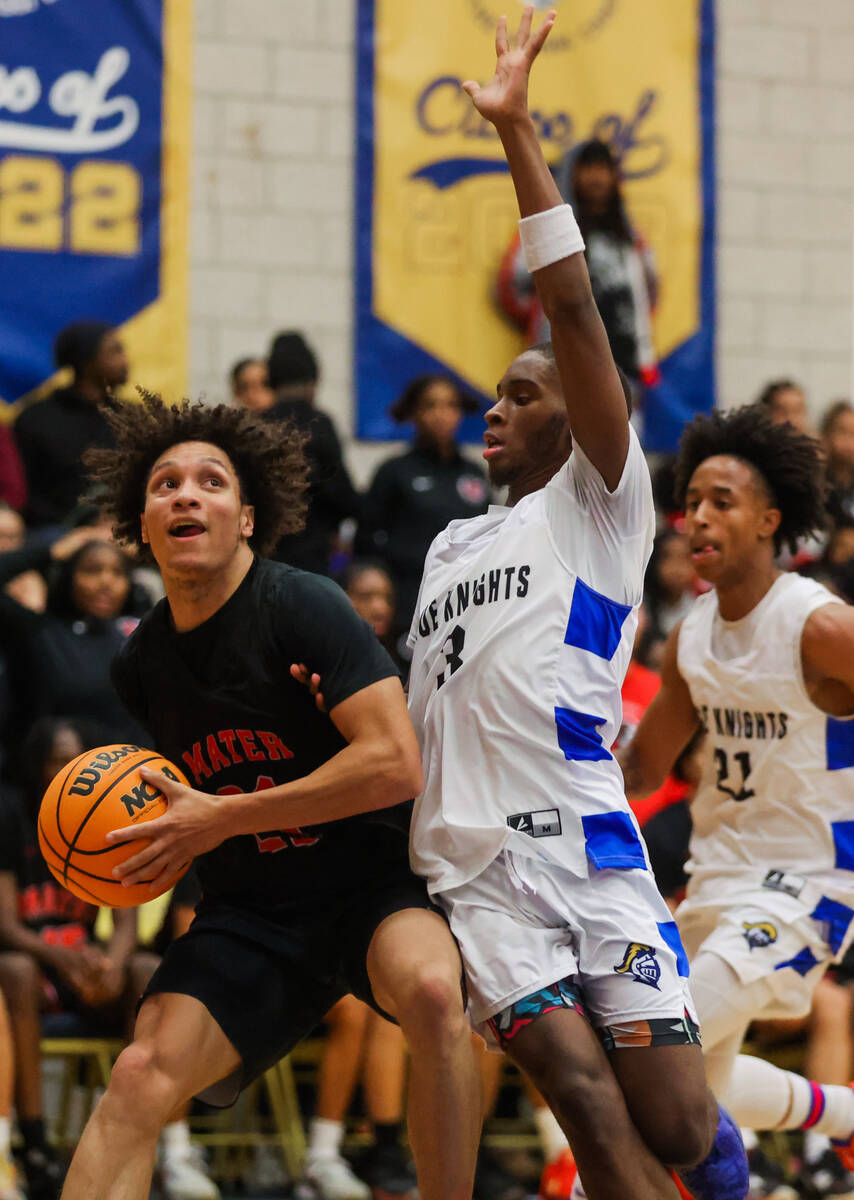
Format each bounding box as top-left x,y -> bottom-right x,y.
407,428 -> 696,1040
676,573 -> 854,1017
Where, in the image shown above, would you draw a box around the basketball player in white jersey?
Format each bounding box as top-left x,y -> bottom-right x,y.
619,404 -> 854,1191
402,10 -> 747,1200
295,9 -> 747,1197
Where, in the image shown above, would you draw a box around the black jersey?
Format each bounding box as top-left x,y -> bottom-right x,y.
111,558 -> 409,914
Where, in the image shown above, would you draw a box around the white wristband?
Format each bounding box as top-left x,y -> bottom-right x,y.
518,204 -> 585,273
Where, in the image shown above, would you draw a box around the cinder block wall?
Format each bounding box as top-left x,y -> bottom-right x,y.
189,0 -> 854,477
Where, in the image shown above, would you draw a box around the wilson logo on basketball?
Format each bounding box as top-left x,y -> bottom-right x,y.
67,744 -> 143,797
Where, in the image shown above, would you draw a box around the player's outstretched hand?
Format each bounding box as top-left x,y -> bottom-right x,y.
290,662 -> 327,713
462,4 -> 556,128
107,766 -> 227,894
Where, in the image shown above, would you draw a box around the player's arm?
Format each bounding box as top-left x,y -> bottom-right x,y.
801,603 -> 854,700
109,676 -> 422,892
466,7 -> 629,489
616,624 -> 700,799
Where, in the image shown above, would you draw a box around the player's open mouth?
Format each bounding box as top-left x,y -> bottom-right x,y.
691,543 -> 719,562
483,435 -> 504,461
169,522 -> 206,539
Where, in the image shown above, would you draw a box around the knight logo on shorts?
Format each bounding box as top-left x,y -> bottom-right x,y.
507,809 -> 562,838
613,943 -> 661,990
742,921 -> 778,950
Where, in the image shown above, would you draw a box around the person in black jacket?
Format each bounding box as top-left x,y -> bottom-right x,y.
0,526 -> 146,766
14,322 -> 128,528
356,374 -> 489,643
264,331 -> 360,575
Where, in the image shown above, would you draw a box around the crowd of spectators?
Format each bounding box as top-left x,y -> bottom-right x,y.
0,314 -> 853,1199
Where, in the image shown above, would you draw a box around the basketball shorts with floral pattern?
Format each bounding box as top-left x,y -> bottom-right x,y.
488,973 -> 701,1053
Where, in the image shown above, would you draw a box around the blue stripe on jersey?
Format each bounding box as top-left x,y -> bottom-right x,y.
810,895 -> 854,954
554,707 -> 612,762
657,920 -> 691,978
582,812 -> 647,870
774,947 -> 821,977
564,577 -> 632,662
827,717 -> 854,771
831,821 -> 854,871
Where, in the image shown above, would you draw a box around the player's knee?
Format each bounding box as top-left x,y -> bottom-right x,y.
0,952 -> 39,1009
542,1063 -> 615,1147
104,1040 -> 183,1133
812,979 -> 852,1032
396,964 -> 466,1044
640,1095 -> 713,1169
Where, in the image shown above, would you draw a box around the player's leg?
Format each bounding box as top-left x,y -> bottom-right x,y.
505,1004 -> 681,1199
365,907 -> 480,1200
358,1013 -> 417,1196
691,947 -> 854,1140
61,991 -> 239,1200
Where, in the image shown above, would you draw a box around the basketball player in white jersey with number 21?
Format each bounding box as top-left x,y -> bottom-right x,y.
620,404 -> 854,1187
404,10 -> 749,1200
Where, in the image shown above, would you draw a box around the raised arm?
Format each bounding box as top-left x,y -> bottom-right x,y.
464,7 -> 629,489
617,624 -> 700,799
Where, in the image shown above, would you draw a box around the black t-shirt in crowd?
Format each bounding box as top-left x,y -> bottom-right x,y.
0,788 -> 98,947
111,558 -> 410,916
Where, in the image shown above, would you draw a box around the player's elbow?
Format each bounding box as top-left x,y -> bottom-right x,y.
378,733 -> 423,804
540,288 -> 598,331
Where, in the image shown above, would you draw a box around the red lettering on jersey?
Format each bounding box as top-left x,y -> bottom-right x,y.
206,734 -> 231,773
216,775 -> 319,852
257,730 -> 294,760
236,729 -> 265,763
182,742 -> 212,783
218,729 -> 243,764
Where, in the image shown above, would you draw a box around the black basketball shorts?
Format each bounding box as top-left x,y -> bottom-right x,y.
141,862 -> 436,1106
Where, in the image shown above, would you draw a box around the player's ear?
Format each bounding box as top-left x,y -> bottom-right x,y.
758,506 -> 781,544
240,505 -> 255,540
140,513 -> 149,545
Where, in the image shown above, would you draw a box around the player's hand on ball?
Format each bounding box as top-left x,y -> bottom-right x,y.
462,4 -> 555,127
107,766 -> 227,893
290,662 -> 327,713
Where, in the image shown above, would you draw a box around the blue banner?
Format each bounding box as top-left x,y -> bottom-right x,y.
0,0 -> 190,406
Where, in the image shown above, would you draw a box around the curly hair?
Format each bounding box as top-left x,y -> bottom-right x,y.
674,405 -> 826,555
84,391 -> 309,560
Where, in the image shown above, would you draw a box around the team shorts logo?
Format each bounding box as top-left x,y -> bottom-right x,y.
613,943 -> 661,990
742,921 -> 778,950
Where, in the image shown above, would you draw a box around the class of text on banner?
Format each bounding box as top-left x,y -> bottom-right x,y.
0,0 -> 191,413
356,0 -> 715,451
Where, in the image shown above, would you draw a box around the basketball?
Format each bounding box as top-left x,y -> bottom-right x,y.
38,744 -> 191,908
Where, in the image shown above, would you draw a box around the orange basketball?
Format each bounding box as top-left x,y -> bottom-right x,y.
38,744 -> 190,908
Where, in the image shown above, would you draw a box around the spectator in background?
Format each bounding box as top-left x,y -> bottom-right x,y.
265,331 -> 360,576
496,138 -> 658,394
823,400 -> 854,523
756,378 -> 812,437
338,559 -> 401,668
0,527 -> 147,767
642,528 -> 697,664
0,424 -> 26,514
356,375 -> 489,645
230,357 -> 274,415
14,322 -> 127,528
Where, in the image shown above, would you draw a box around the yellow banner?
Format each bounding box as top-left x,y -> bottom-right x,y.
356,0 -> 715,448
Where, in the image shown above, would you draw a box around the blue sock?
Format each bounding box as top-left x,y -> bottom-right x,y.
679,1105 -> 749,1200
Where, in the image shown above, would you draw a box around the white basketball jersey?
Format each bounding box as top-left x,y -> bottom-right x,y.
678,573 -> 854,904
407,427 -> 655,894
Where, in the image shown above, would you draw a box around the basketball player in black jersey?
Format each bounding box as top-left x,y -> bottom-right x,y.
59,398 -> 480,1200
